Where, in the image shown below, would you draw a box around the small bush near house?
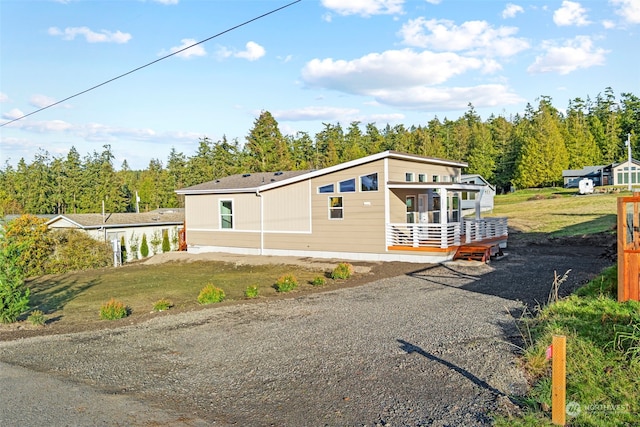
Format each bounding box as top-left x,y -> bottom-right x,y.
27,309 -> 46,326
274,274 -> 298,292
331,262 -> 354,280
311,276 -> 326,286
140,233 -> 149,258
120,236 -> 127,264
162,229 -> 171,253
99,298 -> 129,320
47,229 -> 112,273
197,284 -> 226,304
244,285 -> 259,299
152,298 -> 173,312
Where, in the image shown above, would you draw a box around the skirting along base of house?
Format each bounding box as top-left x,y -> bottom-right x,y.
187,245 -> 458,264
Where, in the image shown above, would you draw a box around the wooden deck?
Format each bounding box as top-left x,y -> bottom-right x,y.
453,240 -> 504,262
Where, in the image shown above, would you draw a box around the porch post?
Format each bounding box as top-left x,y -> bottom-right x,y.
475,187 -> 484,220
440,188 -> 448,247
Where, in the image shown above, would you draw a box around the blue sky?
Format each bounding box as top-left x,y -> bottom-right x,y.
1,0 -> 639,170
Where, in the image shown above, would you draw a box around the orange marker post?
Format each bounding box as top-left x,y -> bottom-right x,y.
551,335 -> 567,425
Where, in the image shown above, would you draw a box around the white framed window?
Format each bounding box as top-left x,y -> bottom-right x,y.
360,173 -> 378,191
329,196 -> 343,219
318,183 -> 334,193
339,178 -> 356,192
418,174 -> 426,183
432,175 -> 439,182
405,172 -> 414,182
220,200 -> 233,229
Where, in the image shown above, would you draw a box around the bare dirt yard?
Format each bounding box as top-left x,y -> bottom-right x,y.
0,232 -> 616,426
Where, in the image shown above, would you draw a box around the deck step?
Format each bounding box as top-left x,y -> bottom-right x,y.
454,243 -> 502,262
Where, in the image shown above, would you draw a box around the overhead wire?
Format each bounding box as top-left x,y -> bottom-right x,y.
0,0 -> 302,128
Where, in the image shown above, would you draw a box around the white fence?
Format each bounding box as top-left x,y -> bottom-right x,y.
462,217 -> 508,243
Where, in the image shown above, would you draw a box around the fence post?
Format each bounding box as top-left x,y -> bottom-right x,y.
552,334 -> 567,425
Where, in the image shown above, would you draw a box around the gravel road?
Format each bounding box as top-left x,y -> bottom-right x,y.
0,235 -> 613,426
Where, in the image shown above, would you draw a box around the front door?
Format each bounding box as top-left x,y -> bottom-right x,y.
418,194 -> 429,223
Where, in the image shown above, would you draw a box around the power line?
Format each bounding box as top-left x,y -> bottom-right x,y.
1,0 -> 301,128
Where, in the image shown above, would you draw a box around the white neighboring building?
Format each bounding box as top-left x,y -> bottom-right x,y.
460,175 -> 495,214
46,209 -> 184,260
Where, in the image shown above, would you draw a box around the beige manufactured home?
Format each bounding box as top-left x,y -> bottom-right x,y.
176,151 -> 507,263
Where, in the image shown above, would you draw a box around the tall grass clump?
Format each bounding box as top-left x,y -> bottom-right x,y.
244,285 -> 259,299
99,298 -> 129,320
274,274 -> 297,292
152,298 -> 173,312
331,262 -> 354,280
197,284 -> 226,304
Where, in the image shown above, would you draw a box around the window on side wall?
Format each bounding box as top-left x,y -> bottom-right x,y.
220,200 -> 233,229
339,178 -> 356,192
432,175 -> 439,182
318,183 -> 334,193
360,173 -> 378,191
418,174 -> 426,183
405,172 -> 414,182
329,196 -> 343,219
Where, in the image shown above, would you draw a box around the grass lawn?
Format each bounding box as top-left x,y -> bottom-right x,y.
25,260 -> 334,328
490,187 -> 619,237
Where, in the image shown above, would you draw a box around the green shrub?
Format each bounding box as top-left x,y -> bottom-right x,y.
331,262 -> 354,280
120,236 -> 127,264
152,298 -> 173,312
27,309 -> 46,326
0,253 -> 30,324
197,284 -> 226,304
162,229 -> 171,253
311,276 -> 326,286
99,298 -> 129,320
140,233 -> 149,258
46,229 -> 111,273
274,274 -> 298,292
244,285 -> 259,299
150,231 -> 162,255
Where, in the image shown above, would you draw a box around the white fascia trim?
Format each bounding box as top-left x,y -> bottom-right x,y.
388,183 -> 485,192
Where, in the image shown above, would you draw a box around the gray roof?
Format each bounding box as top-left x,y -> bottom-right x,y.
47,210 -> 184,229
179,170 -> 312,192
562,165 -> 605,177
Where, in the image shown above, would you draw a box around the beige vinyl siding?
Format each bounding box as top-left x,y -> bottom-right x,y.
387,158 -> 459,183
389,189 -> 414,223
187,230 -> 260,248
262,180 -> 310,232
186,193 -> 260,231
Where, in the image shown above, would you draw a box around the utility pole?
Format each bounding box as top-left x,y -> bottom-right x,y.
627,133 -> 632,192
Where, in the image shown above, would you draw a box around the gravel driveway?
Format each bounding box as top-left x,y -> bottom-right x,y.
0,235 -> 613,426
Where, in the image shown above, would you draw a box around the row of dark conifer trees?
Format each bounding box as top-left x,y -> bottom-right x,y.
1,88 -> 638,215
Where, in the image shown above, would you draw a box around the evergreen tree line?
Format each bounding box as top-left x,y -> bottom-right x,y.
1,88 -> 638,216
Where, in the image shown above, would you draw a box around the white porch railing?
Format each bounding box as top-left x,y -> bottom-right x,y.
387,223 -> 461,249
387,217 -> 508,250
462,217 -> 508,243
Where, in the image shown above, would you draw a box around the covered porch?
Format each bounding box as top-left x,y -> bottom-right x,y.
385,181 -> 508,255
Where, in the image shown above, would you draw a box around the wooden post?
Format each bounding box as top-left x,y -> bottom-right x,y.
552,335 -> 567,425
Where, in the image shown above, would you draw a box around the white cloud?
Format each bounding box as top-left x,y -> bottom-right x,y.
29,94 -> 56,108
0,92 -> 8,103
273,106 -> 361,121
48,26 -> 132,43
217,41 -> 266,61
602,19 -> 616,29
302,49 -> 496,93
502,3 -> 524,19
321,0 -> 404,17
528,36 -> 608,75
610,0 -> 640,24
167,38 -> 207,59
235,42 -> 266,61
152,0 -> 179,4
371,84 -> 524,110
424,0 -> 441,4
553,1 -> 591,26
2,108 -> 24,120
398,18 -> 529,57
